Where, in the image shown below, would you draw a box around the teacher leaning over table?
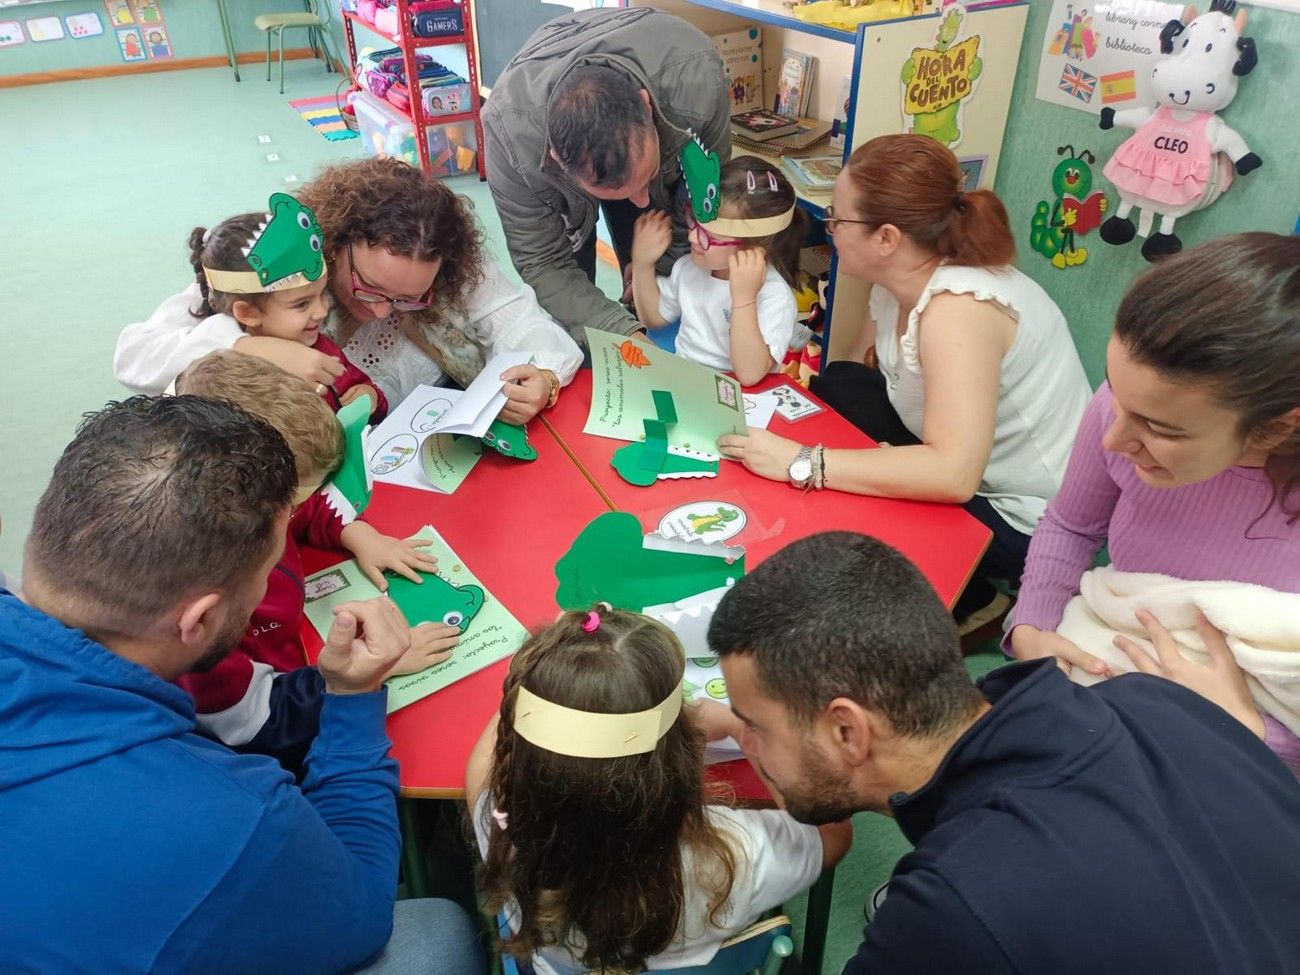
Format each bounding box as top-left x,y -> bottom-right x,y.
718,135 -> 1090,632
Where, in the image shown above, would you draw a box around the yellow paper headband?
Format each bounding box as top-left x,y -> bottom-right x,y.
512,682 -> 683,759
705,204 -> 797,239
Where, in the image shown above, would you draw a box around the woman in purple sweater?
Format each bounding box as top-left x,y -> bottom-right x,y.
1009,233 -> 1300,769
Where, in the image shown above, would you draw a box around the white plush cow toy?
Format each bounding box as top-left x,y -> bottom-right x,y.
1098,0 -> 1261,261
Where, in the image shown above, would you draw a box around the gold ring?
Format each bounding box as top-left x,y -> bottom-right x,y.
315,383 -> 327,396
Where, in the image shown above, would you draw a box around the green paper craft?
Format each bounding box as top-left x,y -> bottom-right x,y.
584,327 -> 746,455
323,396 -> 373,517
479,419 -> 537,461
303,526 -> 528,714
419,433 -> 482,493
681,134 -> 722,224
385,572 -> 484,633
611,390 -> 719,487
555,511 -> 744,613
245,193 -> 326,291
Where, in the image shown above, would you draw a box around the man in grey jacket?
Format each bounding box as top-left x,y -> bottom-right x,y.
483,7 -> 730,344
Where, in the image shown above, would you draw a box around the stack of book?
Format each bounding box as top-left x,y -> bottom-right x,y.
731,111 -> 833,155
781,154 -> 843,193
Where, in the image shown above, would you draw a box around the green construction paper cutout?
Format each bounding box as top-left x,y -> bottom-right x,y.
480,419 -> 537,461
245,192 -> 326,290
386,570 -> 485,633
555,511 -> 745,612
327,396 -> 372,515
610,390 -> 718,487
681,135 -> 722,224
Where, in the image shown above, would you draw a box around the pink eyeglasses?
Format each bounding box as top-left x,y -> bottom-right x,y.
685,213 -> 742,252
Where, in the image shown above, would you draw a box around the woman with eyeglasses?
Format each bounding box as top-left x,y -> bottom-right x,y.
115,157 -> 582,423
718,135 -> 1090,629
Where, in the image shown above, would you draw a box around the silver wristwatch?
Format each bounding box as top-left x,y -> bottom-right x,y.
788,445 -> 814,490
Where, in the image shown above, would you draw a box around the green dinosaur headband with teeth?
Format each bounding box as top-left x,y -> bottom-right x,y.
203,193 -> 327,294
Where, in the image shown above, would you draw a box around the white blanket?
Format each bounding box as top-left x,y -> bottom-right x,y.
1059,567 -> 1300,736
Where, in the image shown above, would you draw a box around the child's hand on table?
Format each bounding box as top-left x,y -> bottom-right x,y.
339,383 -> 379,414
339,522 -> 438,591
728,247 -> 767,307
631,210 -> 673,268
391,622 -> 460,676
234,334 -> 345,388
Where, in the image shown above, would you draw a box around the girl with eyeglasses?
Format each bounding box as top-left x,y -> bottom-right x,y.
115,158 -> 582,425
718,135 -> 1090,631
629,156 -> 806,386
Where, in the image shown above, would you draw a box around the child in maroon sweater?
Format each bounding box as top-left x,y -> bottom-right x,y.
187,199 -> 388,420
175,351 -> 458,773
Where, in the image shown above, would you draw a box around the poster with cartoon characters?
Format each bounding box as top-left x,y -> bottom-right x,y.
1035,0 -> 1185,115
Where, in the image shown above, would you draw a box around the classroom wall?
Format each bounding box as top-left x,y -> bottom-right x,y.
0,0 -> 324,75
992,1 -> 1300,385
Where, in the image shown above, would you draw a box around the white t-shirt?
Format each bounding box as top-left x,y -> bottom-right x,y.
657,257 -> 796,376
473,792 -> 822,975
872,263 -> 1090,535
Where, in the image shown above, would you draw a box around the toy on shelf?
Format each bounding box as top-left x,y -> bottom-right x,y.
1097,0 -> 1261,261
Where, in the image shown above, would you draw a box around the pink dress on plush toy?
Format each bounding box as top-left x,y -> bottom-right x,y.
1103,107 -> 1231,207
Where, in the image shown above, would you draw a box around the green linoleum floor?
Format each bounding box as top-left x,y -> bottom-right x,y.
0,62 -> 622,574
0,62 -> 1011,975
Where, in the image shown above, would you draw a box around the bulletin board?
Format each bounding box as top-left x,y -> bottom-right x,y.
993,0 -> 1299,385
827,2 -> 1029,361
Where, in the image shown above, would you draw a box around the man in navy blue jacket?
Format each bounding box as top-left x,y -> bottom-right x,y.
0,396 -> 485,974
710,532 -> 1300,974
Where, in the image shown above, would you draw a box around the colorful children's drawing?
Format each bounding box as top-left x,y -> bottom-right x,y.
144,24 -> 171,59
128,0 -> 163,25
115,26 -> 145,61
65,13 -> 105,39
1030,144 -> 1108,269
25,16 -> 65,41
103,0 -> 134,26
900,5 -> 982,148
0,21 -> 24,47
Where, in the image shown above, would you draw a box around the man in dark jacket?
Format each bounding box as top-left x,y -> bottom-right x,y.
483,7 -> 730,344
710,531 -> 1300,974
0,396 -> 484,974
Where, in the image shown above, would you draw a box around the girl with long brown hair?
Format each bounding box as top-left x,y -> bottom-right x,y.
115,157 -> 581,421
1009,233 -> 1300,774
466,607 -> 850,974
719,134 -> 1090,630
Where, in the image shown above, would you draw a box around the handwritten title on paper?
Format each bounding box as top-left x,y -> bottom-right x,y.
595,343 -> 627,427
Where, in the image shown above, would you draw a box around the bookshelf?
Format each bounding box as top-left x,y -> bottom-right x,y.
341,0 -> 487,178
637,0 -> 1029,365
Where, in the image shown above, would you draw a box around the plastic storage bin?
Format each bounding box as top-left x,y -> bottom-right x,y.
352,90 -> 478,177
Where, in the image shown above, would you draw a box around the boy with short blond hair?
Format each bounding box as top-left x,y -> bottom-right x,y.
175,350 -> 457,771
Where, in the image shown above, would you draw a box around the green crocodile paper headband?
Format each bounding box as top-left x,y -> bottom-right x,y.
203,193 -> 326,294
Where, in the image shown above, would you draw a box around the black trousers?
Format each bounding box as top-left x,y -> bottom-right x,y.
810,360 -> 1031,620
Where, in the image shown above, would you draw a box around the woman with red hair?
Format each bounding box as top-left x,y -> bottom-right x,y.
720,135 -> 1090,628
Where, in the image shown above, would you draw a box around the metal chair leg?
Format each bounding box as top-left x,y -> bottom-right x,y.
278,28 -> 286,94
264,30 -> 272,82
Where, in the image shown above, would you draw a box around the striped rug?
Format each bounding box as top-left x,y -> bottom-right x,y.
288,94 -> 357,142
